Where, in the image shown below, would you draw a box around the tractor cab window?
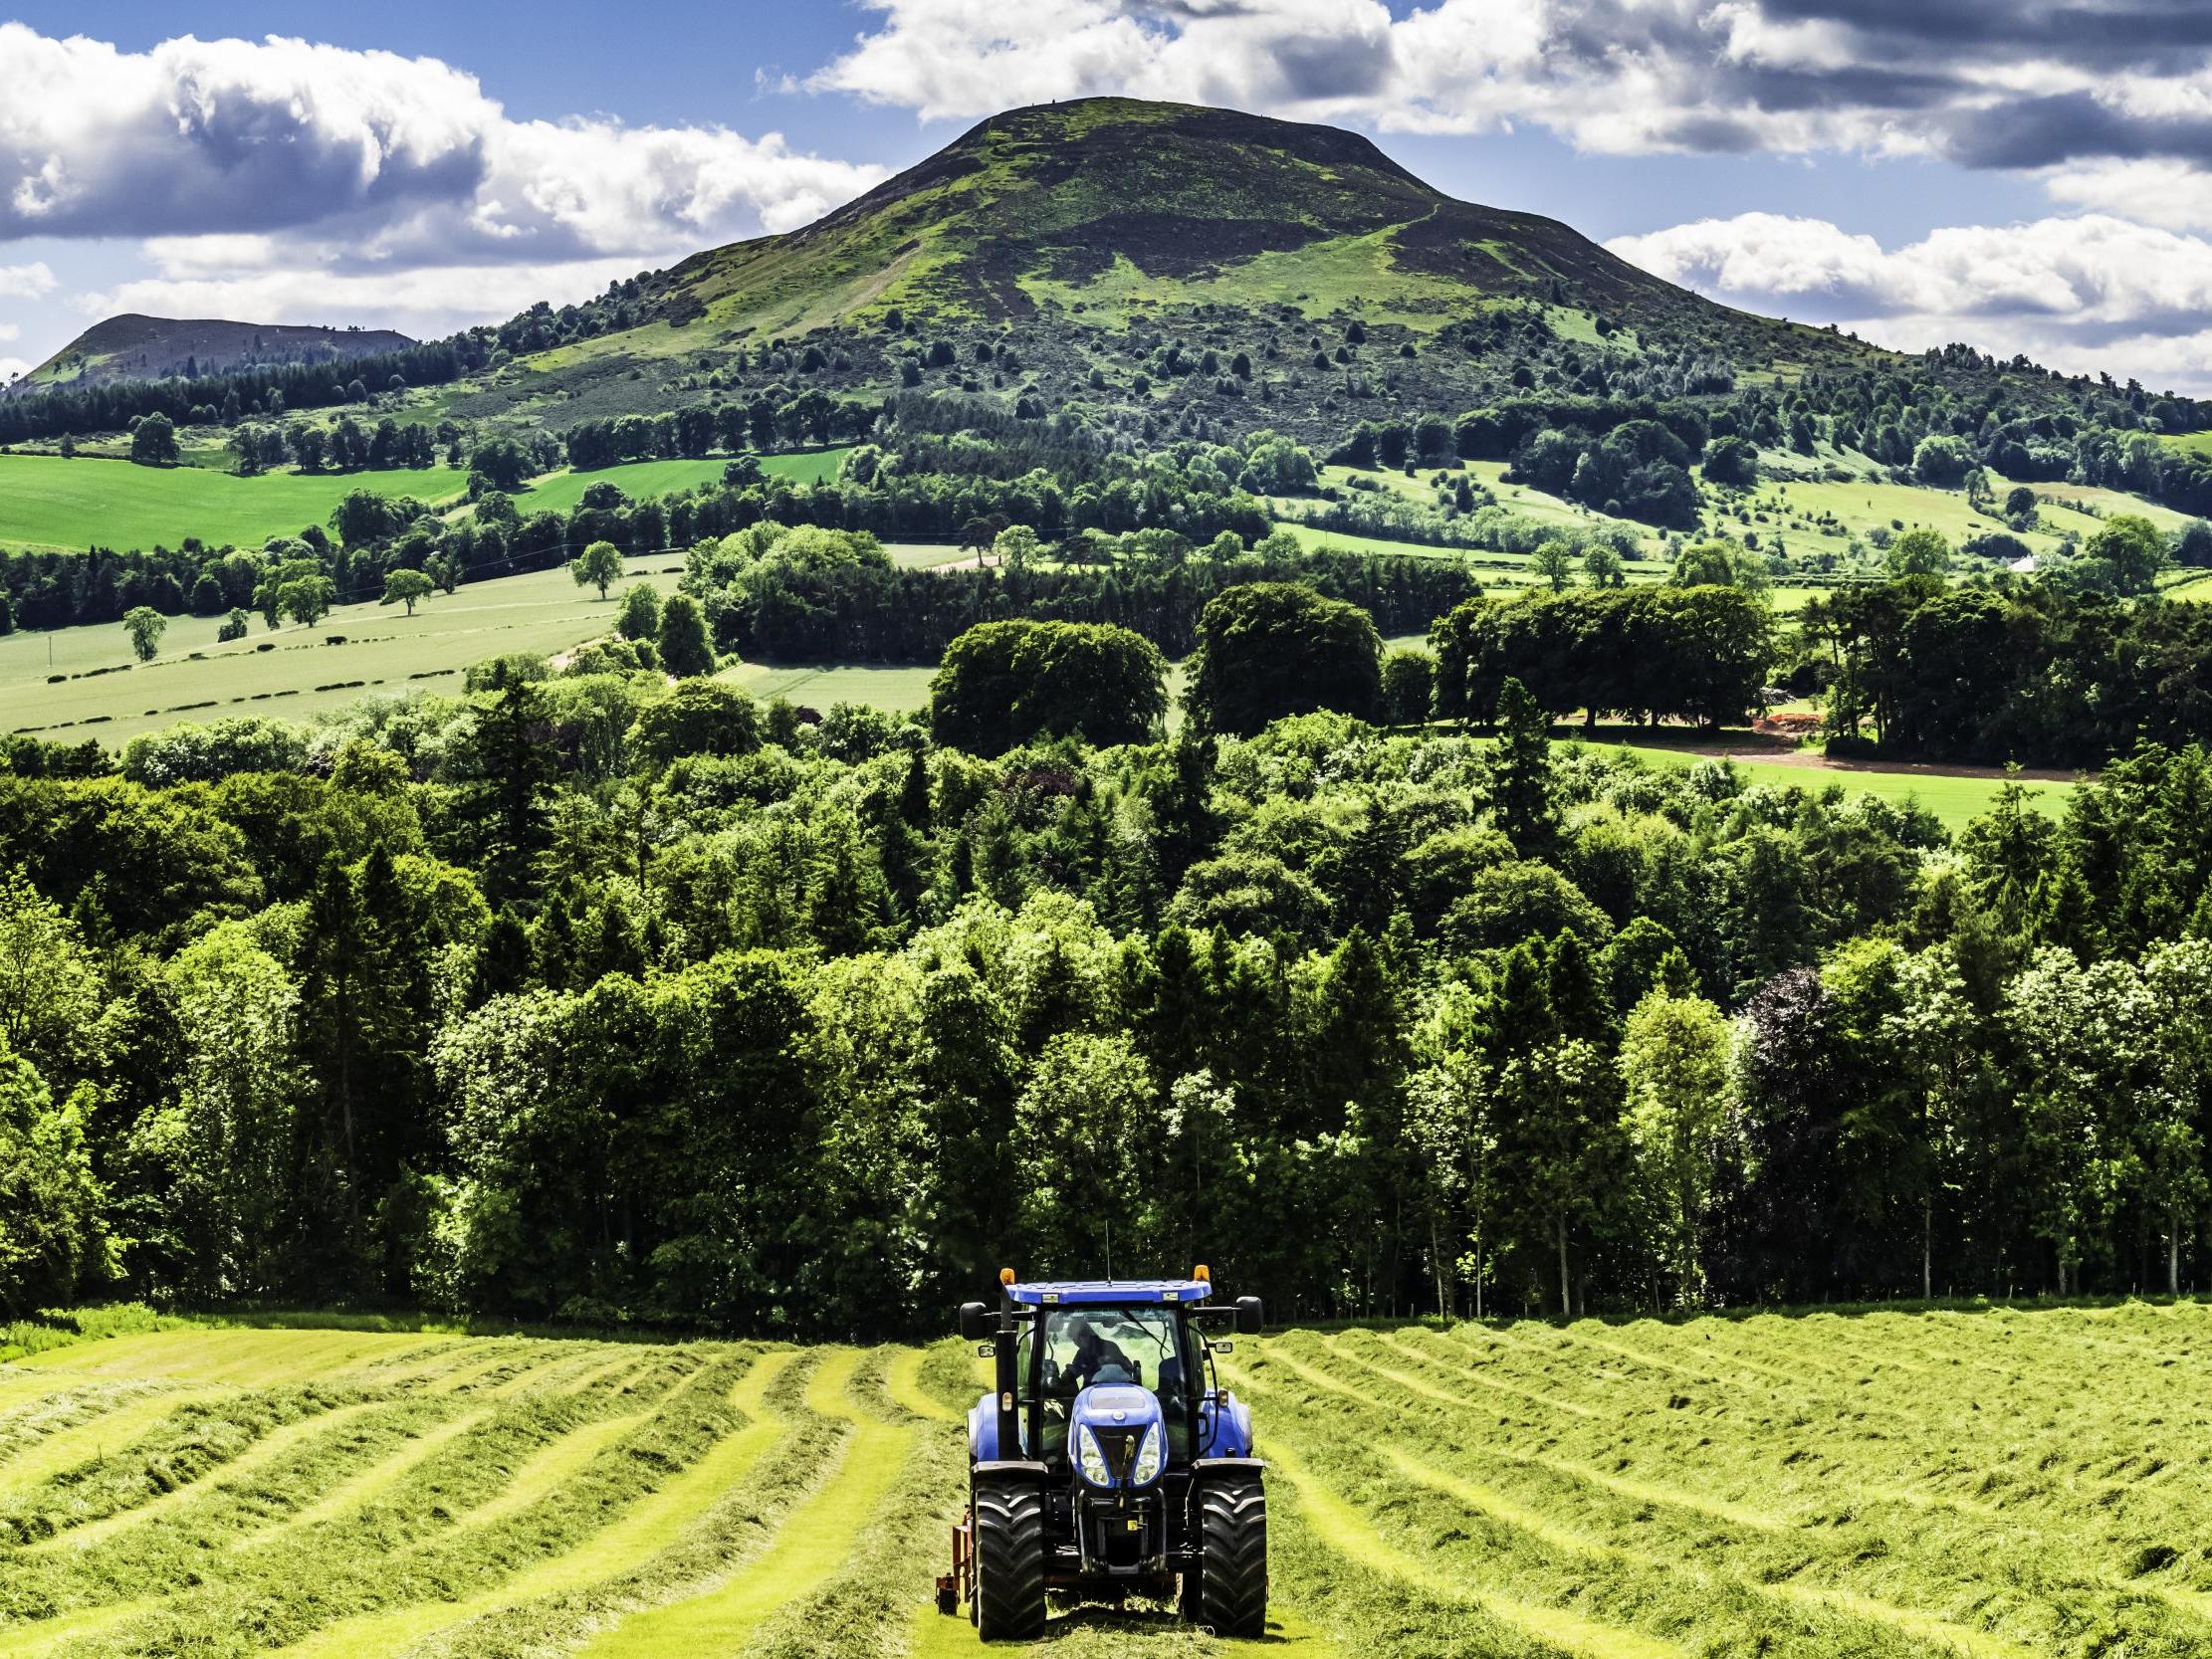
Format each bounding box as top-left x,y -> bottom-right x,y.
1023,1306 -> 1200,1462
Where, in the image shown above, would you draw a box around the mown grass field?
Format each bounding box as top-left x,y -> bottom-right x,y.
511,449 -> 852,516
2,559 -> 684,745
0,450 -> 849,556
5,1304 -> 2212,1659
0,459 -> 470,555
1589,739 -> 2075,830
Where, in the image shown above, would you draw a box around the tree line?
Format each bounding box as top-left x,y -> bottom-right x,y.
9,596 -> 2212,1330
4,619 -> 2212,1336
0,337 -> 495,445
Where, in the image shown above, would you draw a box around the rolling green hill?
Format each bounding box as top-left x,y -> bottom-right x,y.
455,97 -> 1879,441
651,99 -> 1702,333
21,313 -> 415,390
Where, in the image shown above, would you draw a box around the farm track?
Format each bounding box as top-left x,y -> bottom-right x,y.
6,1310 -> 2212,1656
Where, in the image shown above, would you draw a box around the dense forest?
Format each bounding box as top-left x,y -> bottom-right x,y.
7,566 -> 2212,1333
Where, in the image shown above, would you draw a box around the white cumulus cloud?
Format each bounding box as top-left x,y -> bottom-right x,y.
1609,211 -> 2212,385
0,25 -> 883,338
0,261 -> 57,299
811,1 -> 2212,169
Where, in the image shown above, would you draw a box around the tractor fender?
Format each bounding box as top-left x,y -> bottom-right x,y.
1199,1389 -> 1253,1457
968,1393 -> 1022,1461
972,1459 -> 1049,1479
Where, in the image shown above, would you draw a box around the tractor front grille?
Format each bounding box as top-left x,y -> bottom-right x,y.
1092,1428 -> 1142,1483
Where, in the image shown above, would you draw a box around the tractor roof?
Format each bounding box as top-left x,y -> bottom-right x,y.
1005,1279 -> 1212,1307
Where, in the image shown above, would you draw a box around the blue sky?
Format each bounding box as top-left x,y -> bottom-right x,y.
4,3 -> 2211,386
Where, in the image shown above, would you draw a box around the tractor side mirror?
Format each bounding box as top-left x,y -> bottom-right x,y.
1235,1296 -> 1264,1335
959,1301 -> 993,1342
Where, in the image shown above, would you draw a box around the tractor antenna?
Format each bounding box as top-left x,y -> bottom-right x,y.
1105,1219 -> 1114,1285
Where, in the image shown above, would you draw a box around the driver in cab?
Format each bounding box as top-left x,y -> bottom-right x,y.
1064,1319 -> 1137,1389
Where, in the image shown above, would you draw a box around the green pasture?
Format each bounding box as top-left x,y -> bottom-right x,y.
1590,737 -> 2073,829
1732,473 -> 2191,569
512,448 -> 851,516
4,1303 -> 2211,1657
1,559 -> 678,745
721,660 -> 940,715
0,456 -> 469,554
0,448 -> 848,558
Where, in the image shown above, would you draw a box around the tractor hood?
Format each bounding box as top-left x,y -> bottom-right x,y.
1070,1384 -> 1166,1487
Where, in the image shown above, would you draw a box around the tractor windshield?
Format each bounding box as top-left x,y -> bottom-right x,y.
1021,1305 -> 1200,1462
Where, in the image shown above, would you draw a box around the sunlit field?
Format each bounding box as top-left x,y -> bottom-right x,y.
6,1305 -> 2212,1657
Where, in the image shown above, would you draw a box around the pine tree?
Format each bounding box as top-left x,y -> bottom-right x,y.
470,908 -> 533,1003
897,747 -> 933,827
474,681 -> 554,902
1545,931 -> 1614,1039
1486,678 -> 1557,852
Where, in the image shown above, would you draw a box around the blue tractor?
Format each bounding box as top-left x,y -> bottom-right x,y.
936,1267 -> 1266,1641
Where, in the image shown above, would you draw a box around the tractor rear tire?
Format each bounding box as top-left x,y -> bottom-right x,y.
972,1478 -> 1047,1641
1190,1470 -> 1267,1638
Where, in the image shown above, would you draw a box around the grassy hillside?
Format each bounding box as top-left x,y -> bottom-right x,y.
444,97 -> 1880,443
513,447 -> 853,515
621,99 -> 1712,338
2,558 -> 682,745
3,1306 -> 2209,1656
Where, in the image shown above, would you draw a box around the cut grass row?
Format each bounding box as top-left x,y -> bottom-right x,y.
12,1307 -> 2212,1656
0,1320 -> 1346,1659
1222,1305 -> 2212,1658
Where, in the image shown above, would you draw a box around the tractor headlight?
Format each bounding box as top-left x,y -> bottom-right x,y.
1131,1421 -> 1163,1486
1076,1423 -> 1111,1486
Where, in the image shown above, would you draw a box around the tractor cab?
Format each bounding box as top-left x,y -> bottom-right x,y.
939,1268 -> 1267,1641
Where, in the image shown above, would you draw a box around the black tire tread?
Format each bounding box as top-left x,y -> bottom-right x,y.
1194,1471 -> 1267,1638
973,1478 -> 1048,1641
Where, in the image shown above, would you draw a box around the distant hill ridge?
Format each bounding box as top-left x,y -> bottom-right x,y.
636,96 -> 1715,336
22,314 -> 416,392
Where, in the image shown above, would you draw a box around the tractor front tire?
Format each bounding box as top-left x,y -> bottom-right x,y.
1190,1470 -> 1267,1638
972,1478 -> 1047,1641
